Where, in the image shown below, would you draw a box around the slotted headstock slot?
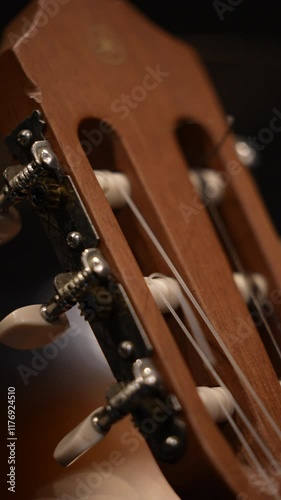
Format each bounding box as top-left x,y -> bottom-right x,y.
176,119 -> 215,169
175,118 -> 281,379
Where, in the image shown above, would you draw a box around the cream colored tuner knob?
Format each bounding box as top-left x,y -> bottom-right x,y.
94,170 -> 131,209
54,407 -> 106,467
0,304 -> 69,349
197,386 -> 235,423
189,168 -> 225,204
144,275 -> 181,313
0,207 -> 21,245
233,272 -> 268,304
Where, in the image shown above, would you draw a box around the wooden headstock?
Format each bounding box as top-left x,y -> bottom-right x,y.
1,1 -> 281,498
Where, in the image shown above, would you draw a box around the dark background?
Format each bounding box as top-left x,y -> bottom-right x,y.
1,1 -> 281,231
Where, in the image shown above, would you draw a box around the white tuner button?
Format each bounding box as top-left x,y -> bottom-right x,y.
189,169 -> 225,205
235,138 -> 258,168
54,408 -> 106,467
94,170 -> 131,209
0,304 -> 69,349
233,272 -> 268,304
144,275 -> 181,313
197,386 -> 235,423
0,207 -> 21,245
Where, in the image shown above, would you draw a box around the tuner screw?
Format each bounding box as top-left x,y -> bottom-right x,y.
53,358 -> 163,466
66,231 -> 82,249
164,435 -> 180,449
118,340 -> 135,359
152,419 -> 187,463
17,129 -> 33,147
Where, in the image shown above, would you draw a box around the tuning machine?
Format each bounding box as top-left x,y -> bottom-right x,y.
41,247 -> 110,323
0,247 -> 109,350
54,357 -> 186,466
53,355 -> 234,468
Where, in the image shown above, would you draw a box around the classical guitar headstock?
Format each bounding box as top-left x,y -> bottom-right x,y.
1,1 -> 281,498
